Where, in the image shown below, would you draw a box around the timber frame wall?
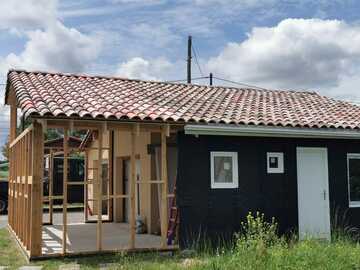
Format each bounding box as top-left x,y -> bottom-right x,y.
8,122 -> 43,258
8,106 -> 180,259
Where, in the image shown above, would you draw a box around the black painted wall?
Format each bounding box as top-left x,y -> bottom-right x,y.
176,132 -> 360,247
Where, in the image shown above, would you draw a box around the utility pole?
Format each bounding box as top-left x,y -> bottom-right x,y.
187,35 -> 192,84
209,73 -> 213,86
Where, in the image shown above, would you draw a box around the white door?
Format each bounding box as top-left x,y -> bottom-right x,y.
296,147 -> 330,240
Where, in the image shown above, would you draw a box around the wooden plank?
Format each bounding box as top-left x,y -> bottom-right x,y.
160,125 -> 169,248
136,180 -> 164,184
97,128 -> 103,251
62,129 -> 69,254
29,121 -> 43,257
67,181 -> 86,185
9,125 -> 33,148
129,125 -> 136,249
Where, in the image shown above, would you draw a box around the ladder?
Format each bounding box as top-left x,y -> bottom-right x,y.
167,187 -> 179,245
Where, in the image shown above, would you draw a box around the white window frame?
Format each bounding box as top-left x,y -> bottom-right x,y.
267,152 -> 284,174
210,151 -> 238,189
347,153 -> 360,208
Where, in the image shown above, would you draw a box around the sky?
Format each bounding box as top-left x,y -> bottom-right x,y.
1,0 -> 360,159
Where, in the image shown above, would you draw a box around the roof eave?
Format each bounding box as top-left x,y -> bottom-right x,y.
184,124 -> 360,139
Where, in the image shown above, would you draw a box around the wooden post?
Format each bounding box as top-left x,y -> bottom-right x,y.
24,133 -> 30,249
129,125 -> 137,249
84,150 -> 88,222
62,129 -> 68,254
97,128 -> 103,251
161,125 -> 169,247
49,150 -> 54,225
10,103 -> 17,142
108,131 -> 113,221
29,121 -> 43,257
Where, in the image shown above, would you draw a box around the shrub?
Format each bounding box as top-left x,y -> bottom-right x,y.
237,212 -> 280,248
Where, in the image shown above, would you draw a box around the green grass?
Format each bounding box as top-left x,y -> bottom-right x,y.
2,211 -> 360,269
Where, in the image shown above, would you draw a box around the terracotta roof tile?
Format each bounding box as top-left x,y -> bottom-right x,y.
5,69 -> 360,129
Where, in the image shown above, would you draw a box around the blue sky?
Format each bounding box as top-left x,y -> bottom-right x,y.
1,0 -> 360,159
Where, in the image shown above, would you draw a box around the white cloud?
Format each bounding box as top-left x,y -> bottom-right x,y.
207,18 -> 360,99
116,57 -> 172,81
0,0 -> 58,30
2,22 -> 102,73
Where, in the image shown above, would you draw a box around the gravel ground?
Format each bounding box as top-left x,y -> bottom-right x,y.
0,211 -> 85,229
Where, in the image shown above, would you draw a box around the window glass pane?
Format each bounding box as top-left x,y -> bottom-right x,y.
349,158 -> 360,202
214,156 -> 233,183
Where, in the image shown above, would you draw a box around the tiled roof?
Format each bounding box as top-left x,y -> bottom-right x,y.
5,69 -> 360,129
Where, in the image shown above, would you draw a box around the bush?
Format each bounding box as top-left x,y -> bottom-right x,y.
236,212 -> 280,249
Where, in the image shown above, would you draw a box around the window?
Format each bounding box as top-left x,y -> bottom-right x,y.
347,154 -> 360,207
267,152 -> 284,173
210,152 -> 238,189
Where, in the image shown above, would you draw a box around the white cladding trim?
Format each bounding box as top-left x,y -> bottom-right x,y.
184,124 -> 360,139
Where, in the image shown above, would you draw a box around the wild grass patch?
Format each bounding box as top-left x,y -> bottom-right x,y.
2,212 -> 360,269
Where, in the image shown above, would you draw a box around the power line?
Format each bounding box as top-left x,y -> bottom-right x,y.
212,76 -> 267,90
165,76 -> 208,83
191,43 -> 204,77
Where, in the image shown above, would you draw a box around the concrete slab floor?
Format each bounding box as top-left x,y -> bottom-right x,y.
42,222 -> 162,254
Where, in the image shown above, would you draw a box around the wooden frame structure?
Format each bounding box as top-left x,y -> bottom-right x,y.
8,105 -> 179,259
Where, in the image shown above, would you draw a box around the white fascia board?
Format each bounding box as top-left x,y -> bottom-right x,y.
184,124 -> 360,139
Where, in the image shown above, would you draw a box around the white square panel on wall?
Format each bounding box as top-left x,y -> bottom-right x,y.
267,152 -> 284,173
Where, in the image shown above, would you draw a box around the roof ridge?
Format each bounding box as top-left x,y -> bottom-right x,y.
8,68 -> 318,95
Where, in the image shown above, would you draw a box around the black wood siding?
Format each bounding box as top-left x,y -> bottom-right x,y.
176,132 -> 360,247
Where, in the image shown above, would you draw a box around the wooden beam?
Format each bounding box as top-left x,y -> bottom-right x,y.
97,128 -> 103,251
10,125 -> 33,148
160,125 -> 169,248
44,119 -> 184,133
129,125 -> 137,249
62,129 -> 69,254
29,121 -> 43,257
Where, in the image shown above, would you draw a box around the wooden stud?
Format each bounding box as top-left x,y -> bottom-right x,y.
129,125 -> 137,249
97,128 -> 103,251
84,151 -> 88,222
9,102 -> 17,142
49,150 -> 54,225
29,121 -> 43,257
161,125 -> 169,248
26,131 -> 32,249
108,131 -> 113,221
62,129 -> 69,254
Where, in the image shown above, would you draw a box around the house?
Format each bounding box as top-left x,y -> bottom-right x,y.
5,69 -> 360,259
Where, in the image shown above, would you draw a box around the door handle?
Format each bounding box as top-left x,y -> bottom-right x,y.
323,190 -> 326,200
